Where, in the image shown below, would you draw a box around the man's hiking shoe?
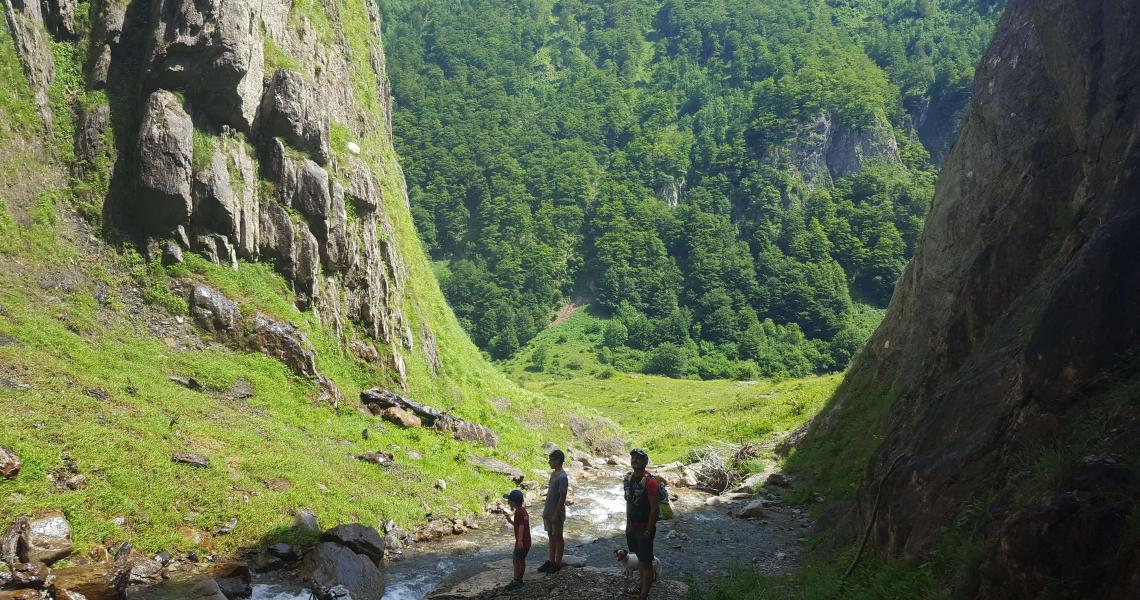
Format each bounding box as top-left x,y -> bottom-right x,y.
536,560 -> 554,573
506,579 -> 523,590
624,586 -> 641,596
547,563 -> 562,573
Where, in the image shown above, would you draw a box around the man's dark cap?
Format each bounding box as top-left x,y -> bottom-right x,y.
503,489 -> 524,504
630,448 -> 649,459
549,449 -> 565,463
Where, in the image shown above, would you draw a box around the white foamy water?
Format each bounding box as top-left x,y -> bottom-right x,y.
249,583 -> 313,600
381,558 -> 458,600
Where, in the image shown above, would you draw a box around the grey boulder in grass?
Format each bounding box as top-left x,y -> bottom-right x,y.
0,445 -> 20,480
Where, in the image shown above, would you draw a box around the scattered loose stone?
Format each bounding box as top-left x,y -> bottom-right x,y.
171,453 -> 209,468
168,376 -> 205,392
292,509 -> 320,532
435,479 -> 447,491
214,518 -> 237,536
83,387 -> 109,401
738,499 -> 766,519
264,478 -> 292,491
381,406 -> 421,429
357,451 -> 394,466
228,378 -> 253,401
0,446 -> 20,479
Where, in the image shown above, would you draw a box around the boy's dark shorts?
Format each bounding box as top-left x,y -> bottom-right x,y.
513,546 -> 530,560
626,523 -> 655,564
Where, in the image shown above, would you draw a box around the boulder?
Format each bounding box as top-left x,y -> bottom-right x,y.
258,70 -> 330,165
298,543 -> 385,600
136,90 -> 193,232
50,563 -> 124,600
161,240 -> 183,266
737,500 -> 766,519
381,407 -> 421,429
1,517 -> 26,564
292,509 -> 320,533
361,389 -> 499,448
117,556 -> 164,585
188,285 -> 241,337
465,456 -> 524,482
0,446 -> 20,479
349,340 -> 380,363
320,524 -> 385,566
124,574 -> 226,600
171,453 -> 209,468
8,561 -> 51,588
246,314 -> 318,378
431,417 -> 498,448
209,563 -> 251,599
22,512 -> 74,565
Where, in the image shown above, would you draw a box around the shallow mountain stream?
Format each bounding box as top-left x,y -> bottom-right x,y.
247,464 -> 812,599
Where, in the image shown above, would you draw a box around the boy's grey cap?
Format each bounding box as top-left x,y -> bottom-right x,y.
503,489 -> 524,504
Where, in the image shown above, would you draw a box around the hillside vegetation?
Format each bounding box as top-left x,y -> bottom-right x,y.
0,0 -> 596,560
382,0 -> 1003,379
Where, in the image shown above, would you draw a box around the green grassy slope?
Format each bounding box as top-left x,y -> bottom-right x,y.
0,0 -> 594,561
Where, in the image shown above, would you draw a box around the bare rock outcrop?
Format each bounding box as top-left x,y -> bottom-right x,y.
1,0 -> 55,131
780,111 -> 902,192
258,69 -> 330,165
145,0 -> 264,131
804,1 -> 1140,598
136,90 -> 194,232
362,389 -> 499,448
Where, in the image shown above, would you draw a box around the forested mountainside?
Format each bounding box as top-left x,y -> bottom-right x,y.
381,0 -> 1005,379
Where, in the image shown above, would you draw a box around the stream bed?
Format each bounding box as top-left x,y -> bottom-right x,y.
248,464 -> 812,599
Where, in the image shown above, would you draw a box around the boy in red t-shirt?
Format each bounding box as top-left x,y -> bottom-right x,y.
503,489 -> 531,590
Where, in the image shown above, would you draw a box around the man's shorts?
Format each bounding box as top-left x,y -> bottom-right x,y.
543,516 -> 564,537
512,546 -> 530,560
626,523 -> 655,564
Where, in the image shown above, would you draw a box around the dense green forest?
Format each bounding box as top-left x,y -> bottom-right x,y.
381,0 -> 1003,379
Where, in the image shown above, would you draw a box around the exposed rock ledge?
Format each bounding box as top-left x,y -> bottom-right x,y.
180,282 -> 343,403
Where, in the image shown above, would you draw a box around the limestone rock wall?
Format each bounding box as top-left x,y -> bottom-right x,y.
0,0 -> 438,387
806,0 -> 1140,597
773,111 -> 903,195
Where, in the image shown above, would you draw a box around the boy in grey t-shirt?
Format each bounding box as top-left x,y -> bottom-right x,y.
538,449 -> 568,573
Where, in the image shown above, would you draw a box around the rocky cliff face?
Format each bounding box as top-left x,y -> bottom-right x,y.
806,0 -> 1140,597
770,111 -> 904,195
4,0 -> 431,387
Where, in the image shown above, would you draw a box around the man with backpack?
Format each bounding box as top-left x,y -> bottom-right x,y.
624,448 -> 661,599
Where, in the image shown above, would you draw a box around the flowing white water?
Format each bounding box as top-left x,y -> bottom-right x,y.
245,467 -> 813,599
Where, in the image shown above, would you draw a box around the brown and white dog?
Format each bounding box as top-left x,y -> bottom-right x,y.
614,548 -> 661,580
